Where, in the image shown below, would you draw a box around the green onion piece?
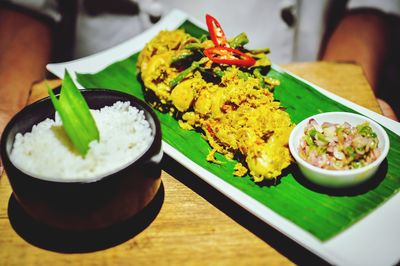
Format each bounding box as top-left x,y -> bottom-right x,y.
237,69 -> 250,80
305,135 -> 314,146
169,62 -> 199,88
213,69 -> 225,77
315,132 -> 328,144
47,70 -> 100,157
248,48 -> 271,54
228,32 -> 249,48
351,161 -> 364,169
346,146 -> 356,158
171,50 -> 193,64
199,34 -> 208,42
309,128 -> 317,138
169,57 -> 209,88
357,122 -> 376,138
184,43 -> 203,51
253,68 -> 266,87
316,146 -> 327,155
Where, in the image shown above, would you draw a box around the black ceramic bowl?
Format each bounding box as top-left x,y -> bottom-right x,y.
0,89 -> 163,231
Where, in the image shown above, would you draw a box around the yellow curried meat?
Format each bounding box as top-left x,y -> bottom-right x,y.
137,29 -> 294,183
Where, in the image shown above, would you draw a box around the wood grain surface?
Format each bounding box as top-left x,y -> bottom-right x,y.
0,62 -> 381,266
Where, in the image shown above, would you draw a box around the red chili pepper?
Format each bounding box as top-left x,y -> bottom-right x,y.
204,47 -> 256,67
206,14 -> 229,47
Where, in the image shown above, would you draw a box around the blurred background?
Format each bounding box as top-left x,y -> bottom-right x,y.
46,0 -> 400,121
1,0 -> 399,120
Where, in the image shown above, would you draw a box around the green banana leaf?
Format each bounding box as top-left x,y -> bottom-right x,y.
76,20 -> 400,241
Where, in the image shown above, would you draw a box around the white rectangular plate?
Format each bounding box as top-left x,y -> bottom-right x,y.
47,9 -> 400,266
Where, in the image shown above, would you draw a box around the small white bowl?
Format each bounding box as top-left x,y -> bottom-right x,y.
289,112 -> 390,188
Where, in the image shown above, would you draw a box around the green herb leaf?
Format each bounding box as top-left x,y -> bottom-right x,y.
48,70 -> 100,156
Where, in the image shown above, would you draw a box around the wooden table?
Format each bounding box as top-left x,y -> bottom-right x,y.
0,62 -> 382,265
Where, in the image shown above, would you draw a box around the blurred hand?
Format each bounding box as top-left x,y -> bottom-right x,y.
0,110 -> 12,136
0,110 -> 13,176
321,8 -> 389,92
377,98 -> 399,121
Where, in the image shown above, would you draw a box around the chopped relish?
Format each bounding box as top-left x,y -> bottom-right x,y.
298,119 -> 381,170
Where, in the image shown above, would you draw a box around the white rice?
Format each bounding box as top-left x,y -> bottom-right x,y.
10,101 -> 154,182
